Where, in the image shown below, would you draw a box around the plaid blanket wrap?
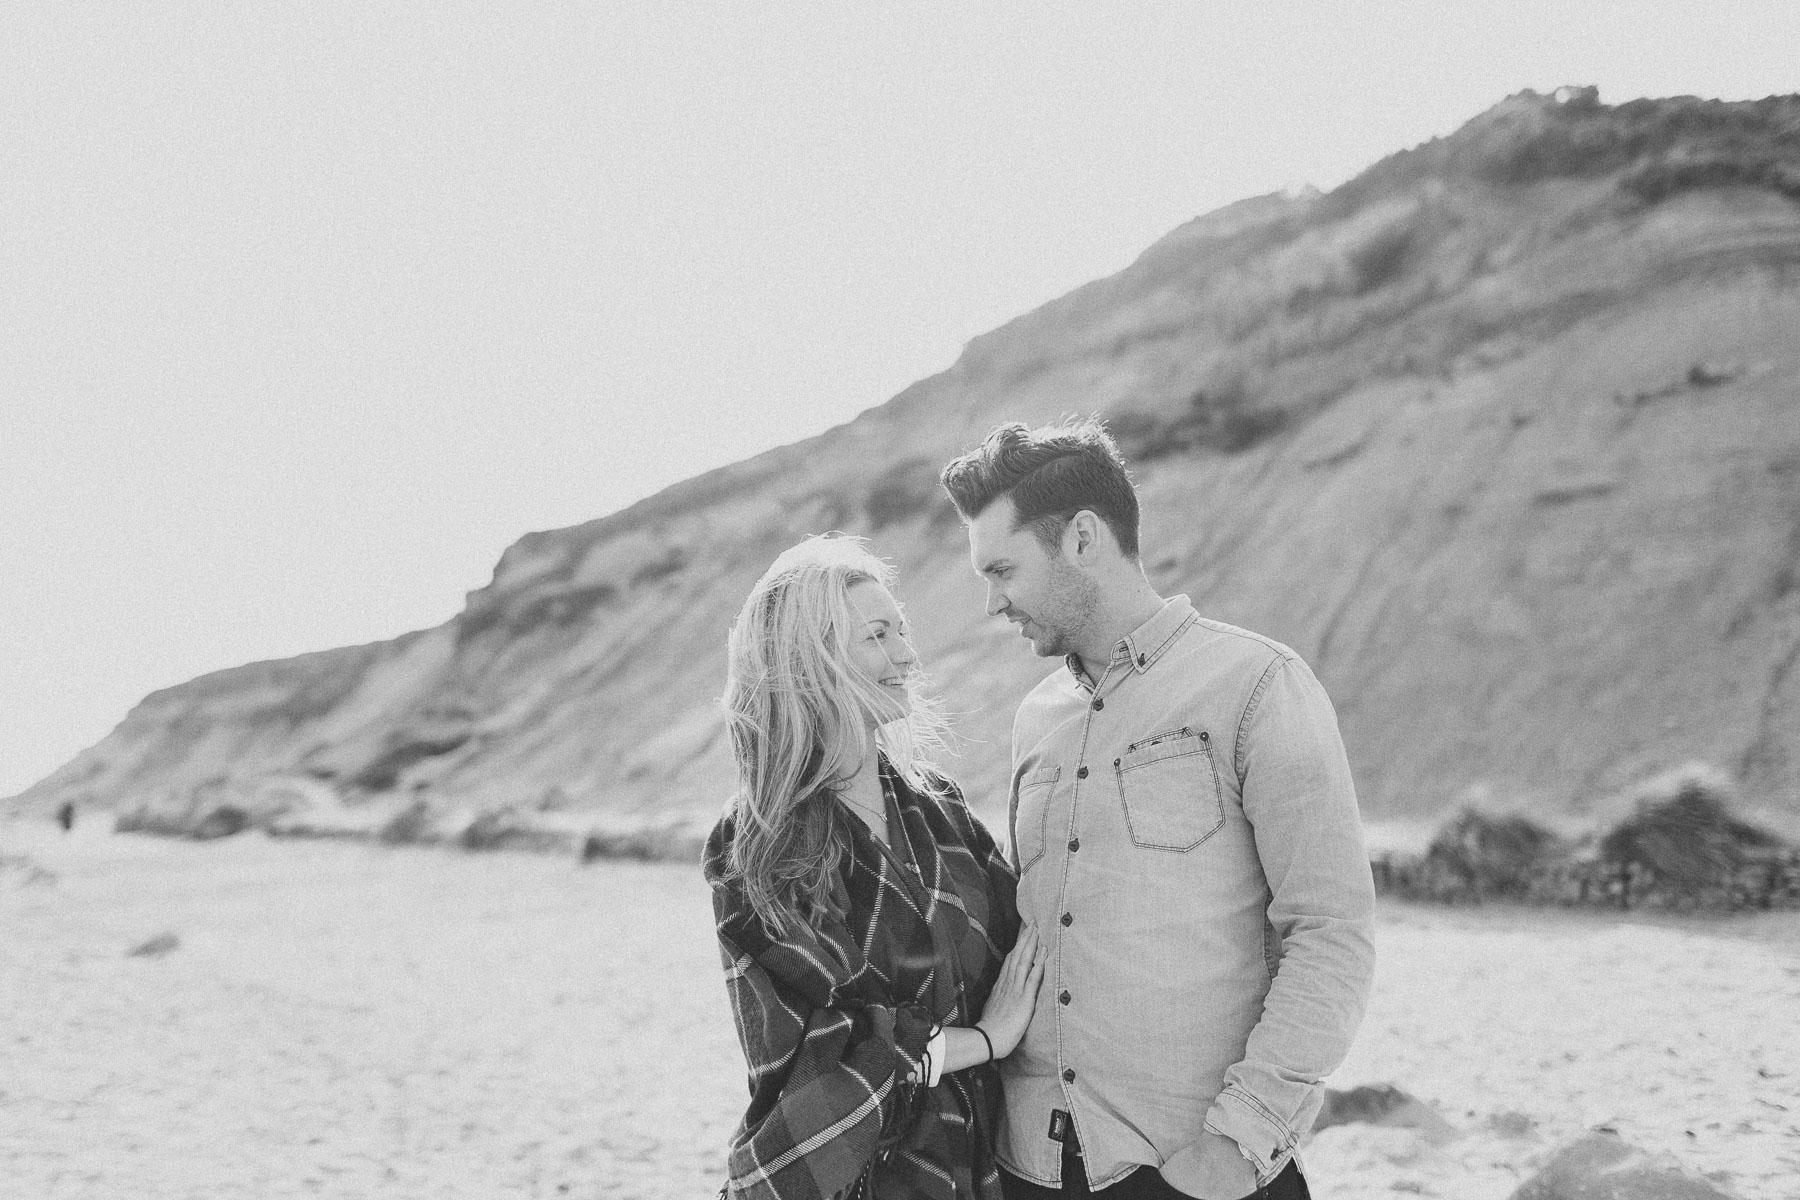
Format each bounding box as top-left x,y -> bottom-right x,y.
705,760 -> 1020,1200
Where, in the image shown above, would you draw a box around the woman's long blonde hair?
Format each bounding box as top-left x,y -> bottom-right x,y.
723,534 -> 948,937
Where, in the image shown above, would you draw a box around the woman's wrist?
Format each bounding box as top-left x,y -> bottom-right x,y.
934,1026 -> 1002,1075
972,1022 -> 996,1064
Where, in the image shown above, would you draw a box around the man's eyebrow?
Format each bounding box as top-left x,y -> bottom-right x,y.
977,558 -> 1011,576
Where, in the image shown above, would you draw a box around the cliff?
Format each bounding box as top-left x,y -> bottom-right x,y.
16,89 -> 1800,836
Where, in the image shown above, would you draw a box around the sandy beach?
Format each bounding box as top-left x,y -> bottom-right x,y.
3,822 -> 1796,1199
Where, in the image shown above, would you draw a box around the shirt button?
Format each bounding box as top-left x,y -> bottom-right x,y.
1060,912 -> 1073,926
1137,653 -> 1147,666
1062,1068 -> 1076,1083
1075,766 -> 1088,779
1058,990 -> 1071,1005
1068,837 -> 1080,852
1092,698 -> 1104,711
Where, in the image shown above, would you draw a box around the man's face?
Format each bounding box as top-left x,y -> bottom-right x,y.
967,497 -> 1096,660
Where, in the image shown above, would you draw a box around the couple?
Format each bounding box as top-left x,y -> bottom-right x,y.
704,419 -> 1376,1200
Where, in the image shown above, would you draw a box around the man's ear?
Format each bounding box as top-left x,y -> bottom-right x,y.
1066,510 -> 1102,561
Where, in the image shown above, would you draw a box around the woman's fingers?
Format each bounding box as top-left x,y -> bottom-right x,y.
1001,926 -> 1034,984
1003,933 -> 1026,978
989,925 -> 1041,1022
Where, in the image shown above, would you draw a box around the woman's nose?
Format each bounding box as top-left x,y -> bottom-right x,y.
890,636 -> 916,669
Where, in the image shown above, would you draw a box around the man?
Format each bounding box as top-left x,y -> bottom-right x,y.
939,419 -> 1375,1200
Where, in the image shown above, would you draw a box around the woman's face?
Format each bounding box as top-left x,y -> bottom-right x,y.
844,578 -> 916,724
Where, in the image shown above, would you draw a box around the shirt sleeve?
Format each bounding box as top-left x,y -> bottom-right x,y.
1204,654 -> 1378,1179
714,913 -> 936,1200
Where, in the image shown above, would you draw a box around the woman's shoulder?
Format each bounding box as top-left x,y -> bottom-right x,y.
898,766 -> 984,834
919,765 -> 962,797
905,768 -> 1011,864
701,797 -> 744,887
879,752 -> 957,800
912,765 -> 969,810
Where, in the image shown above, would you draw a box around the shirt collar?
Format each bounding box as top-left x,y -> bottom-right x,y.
1065,595 -> 1197,685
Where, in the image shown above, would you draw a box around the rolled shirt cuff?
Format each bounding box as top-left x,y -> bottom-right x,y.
1203,1085 -> 1299,1179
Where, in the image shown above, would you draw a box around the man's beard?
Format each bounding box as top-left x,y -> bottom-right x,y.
1025,557 -> 1098,659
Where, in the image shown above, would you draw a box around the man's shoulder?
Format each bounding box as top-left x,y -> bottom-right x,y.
1015,665 -> 1080,724
1178,615 -> 1300,676
1021,665 -> 1075,702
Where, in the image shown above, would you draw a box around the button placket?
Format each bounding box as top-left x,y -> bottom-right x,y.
1053,654 -> 1118,1121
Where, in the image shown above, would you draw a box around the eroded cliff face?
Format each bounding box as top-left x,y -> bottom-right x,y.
17,91 -> 1800,833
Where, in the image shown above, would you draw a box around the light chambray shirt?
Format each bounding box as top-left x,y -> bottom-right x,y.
996,596 -> 1376,1193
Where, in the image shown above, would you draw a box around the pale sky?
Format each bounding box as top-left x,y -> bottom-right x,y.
4,2 -> 1798,798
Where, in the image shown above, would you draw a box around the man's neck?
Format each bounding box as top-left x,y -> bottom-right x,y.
1071,579 -> 1166,681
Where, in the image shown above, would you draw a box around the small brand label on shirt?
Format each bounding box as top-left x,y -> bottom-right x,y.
1048,1109 -> 1069,1143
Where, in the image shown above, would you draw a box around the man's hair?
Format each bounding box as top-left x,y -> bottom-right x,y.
939,417 -> 1141,558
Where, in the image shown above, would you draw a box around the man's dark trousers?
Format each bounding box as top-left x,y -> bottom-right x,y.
998,1128 -> 1311,1200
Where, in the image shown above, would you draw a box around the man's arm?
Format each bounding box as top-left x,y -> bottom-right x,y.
1207,653 -> 1377,1179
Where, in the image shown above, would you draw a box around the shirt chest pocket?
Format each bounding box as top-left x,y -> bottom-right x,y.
1112,728 -> 1225,851
1012,764 -> 1060,874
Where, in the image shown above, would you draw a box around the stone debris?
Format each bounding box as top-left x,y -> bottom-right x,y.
126,931 -> 181,958
1314,1084 -> 1459,1145
1507,1130 -> 1742,1200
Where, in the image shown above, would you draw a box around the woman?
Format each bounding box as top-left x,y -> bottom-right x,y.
705,535 -> 1045,1200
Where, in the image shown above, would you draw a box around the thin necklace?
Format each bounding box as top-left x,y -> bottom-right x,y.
839,792 -> 887,823
837,772 -> 891,831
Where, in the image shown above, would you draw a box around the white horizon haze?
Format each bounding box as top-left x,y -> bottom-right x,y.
5,2 -> 1799,798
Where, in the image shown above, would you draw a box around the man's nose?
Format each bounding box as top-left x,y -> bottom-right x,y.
985,584 -> 1007,618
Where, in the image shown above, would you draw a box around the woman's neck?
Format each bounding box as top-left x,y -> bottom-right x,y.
837,734 -> 889,842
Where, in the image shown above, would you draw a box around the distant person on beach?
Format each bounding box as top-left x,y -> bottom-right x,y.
939,419 -> 1376,1200
705,535 -> 1048,1200
57,801 -> 75,832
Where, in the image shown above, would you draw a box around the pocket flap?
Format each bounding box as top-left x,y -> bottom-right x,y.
1118,730 -> 1210,772
1024,764 -> 1062,787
